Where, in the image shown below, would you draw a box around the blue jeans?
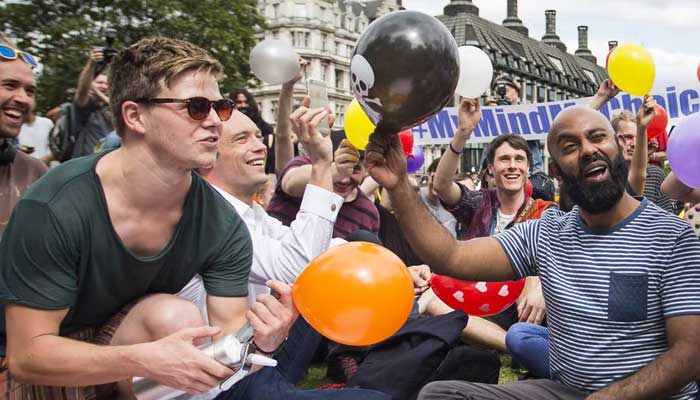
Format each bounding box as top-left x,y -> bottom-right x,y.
505,322 -> 550,379
214,366 -> 390,400
215,317 -> 389,399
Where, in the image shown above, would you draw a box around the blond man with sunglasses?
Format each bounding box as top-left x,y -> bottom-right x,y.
0,37 -> 295,398
0,37 -> 47,239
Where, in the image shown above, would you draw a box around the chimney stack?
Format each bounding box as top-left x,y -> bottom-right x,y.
608,40 -> 618,50
444,0 -> 479,16
575,25 -> 597,63
502,0 -> 528,36
541,10 -> 566,52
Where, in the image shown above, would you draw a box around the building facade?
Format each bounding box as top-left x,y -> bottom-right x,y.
253,0 -> 401,128
430,0 -> 608,173
253,0 -> 609,174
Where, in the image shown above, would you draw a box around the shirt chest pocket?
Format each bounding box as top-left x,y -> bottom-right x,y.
608,272 -> 648,322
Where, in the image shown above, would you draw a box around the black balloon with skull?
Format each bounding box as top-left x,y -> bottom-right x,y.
350,10 -> 460,134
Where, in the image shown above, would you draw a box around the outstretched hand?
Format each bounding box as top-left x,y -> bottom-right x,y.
636,95 -> 656,131
289,96 -> 333,164
457,98 -> 481,140
596,79 -> 620,101
365,131 -> 407,191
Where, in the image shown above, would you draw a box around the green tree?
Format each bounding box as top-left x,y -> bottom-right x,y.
1,0 -> 265,113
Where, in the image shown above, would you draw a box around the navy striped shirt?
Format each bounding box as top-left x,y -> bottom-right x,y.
496,198 -> 700,398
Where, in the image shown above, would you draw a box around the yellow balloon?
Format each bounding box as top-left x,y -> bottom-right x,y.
344,99 -> 375,151
607,43 -> 655,96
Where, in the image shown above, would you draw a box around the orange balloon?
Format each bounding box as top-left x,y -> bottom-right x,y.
292,242 -> 414,346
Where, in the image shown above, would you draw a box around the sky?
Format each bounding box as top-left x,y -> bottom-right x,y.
401,0 -> 700,92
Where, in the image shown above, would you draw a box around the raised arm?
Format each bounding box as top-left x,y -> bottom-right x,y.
274,58 -> 307,173
588,79 -> 620,111
74,48 -> 102,107
280,138 -> 358,198
662,172 -> 700,203
365,131 -> 514,281
434,99 -> 481,206
628,95 -> 654,195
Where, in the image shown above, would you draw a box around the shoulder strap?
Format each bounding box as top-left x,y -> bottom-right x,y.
514,197 -> 536,224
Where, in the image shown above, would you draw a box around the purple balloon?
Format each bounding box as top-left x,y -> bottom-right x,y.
668,113 -> 700,188
406,145 -> 425,174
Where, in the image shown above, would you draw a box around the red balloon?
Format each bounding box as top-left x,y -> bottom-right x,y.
429,274 -> 525,317
647,103 -> 668,140
399,129 -> 414,156
696,63 -> 700,83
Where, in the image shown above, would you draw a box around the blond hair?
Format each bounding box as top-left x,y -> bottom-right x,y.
610,111 -> 636,133
108,37 -> 224,136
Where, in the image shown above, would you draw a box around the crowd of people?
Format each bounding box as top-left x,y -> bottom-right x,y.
1,29 -> 700,400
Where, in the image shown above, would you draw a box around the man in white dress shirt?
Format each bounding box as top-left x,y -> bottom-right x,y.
178,99 -> 389,400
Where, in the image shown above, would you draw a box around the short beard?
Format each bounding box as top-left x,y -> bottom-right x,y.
558,150 -> 628,215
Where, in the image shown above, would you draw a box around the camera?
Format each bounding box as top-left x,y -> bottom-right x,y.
495,83 -> 511,106
100,28 -> 118,66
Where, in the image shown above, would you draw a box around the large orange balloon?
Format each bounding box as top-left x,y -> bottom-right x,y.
292,242 -> 414,346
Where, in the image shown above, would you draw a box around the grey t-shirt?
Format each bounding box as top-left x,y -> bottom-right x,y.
420,188 -> 457,238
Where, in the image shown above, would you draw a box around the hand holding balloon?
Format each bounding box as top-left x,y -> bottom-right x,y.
607,43 -> 655,96
334,139 -> 361,178
365,132 -> 408,191
646,103 -> 668,141
635,95 -> 656,134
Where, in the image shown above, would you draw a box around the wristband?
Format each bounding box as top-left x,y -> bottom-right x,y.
251,337 -> 287,357
449,142 -> 462,155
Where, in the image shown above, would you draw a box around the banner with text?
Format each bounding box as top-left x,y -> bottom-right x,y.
412,85 -> 700,145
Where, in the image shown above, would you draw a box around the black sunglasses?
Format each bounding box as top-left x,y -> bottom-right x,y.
135,97 -> 235,121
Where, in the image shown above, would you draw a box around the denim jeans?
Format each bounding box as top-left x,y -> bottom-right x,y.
505,322 -> 550,378
214,316 -> 390,400
214,366 -> 390,400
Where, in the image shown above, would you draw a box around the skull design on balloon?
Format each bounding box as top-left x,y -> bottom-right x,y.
350,55 -> 383,124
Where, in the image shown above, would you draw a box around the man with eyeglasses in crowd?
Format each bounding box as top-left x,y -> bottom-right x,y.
0,37 -> 296,398
0,36 -> 47,240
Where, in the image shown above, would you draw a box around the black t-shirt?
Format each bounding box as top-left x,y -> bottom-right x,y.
0,151 -> 252,355
71,98 -> 113,158
376,203 -> 423,266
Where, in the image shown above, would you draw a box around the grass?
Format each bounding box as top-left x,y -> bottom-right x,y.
296,353 -> 525,390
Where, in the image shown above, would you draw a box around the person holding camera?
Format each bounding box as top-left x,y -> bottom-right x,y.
68,47 -> 114,159
483,75 -> 544,175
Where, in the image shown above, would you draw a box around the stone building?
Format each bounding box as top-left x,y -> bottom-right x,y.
252,0 -> 401,128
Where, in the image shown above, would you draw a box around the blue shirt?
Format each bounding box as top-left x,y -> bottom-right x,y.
496,199 -> 700,399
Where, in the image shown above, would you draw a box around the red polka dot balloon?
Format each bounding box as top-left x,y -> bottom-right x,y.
429,274 -> 526,317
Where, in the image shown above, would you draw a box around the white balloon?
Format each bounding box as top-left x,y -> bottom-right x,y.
249,39 -> 300,85
455,46 -> 493,98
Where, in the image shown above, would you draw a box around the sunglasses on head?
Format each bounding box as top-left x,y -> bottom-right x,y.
135,97 -> 235,121
0,45 -> 38,68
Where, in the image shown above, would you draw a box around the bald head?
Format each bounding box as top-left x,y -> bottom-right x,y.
547,106 -> 616,162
